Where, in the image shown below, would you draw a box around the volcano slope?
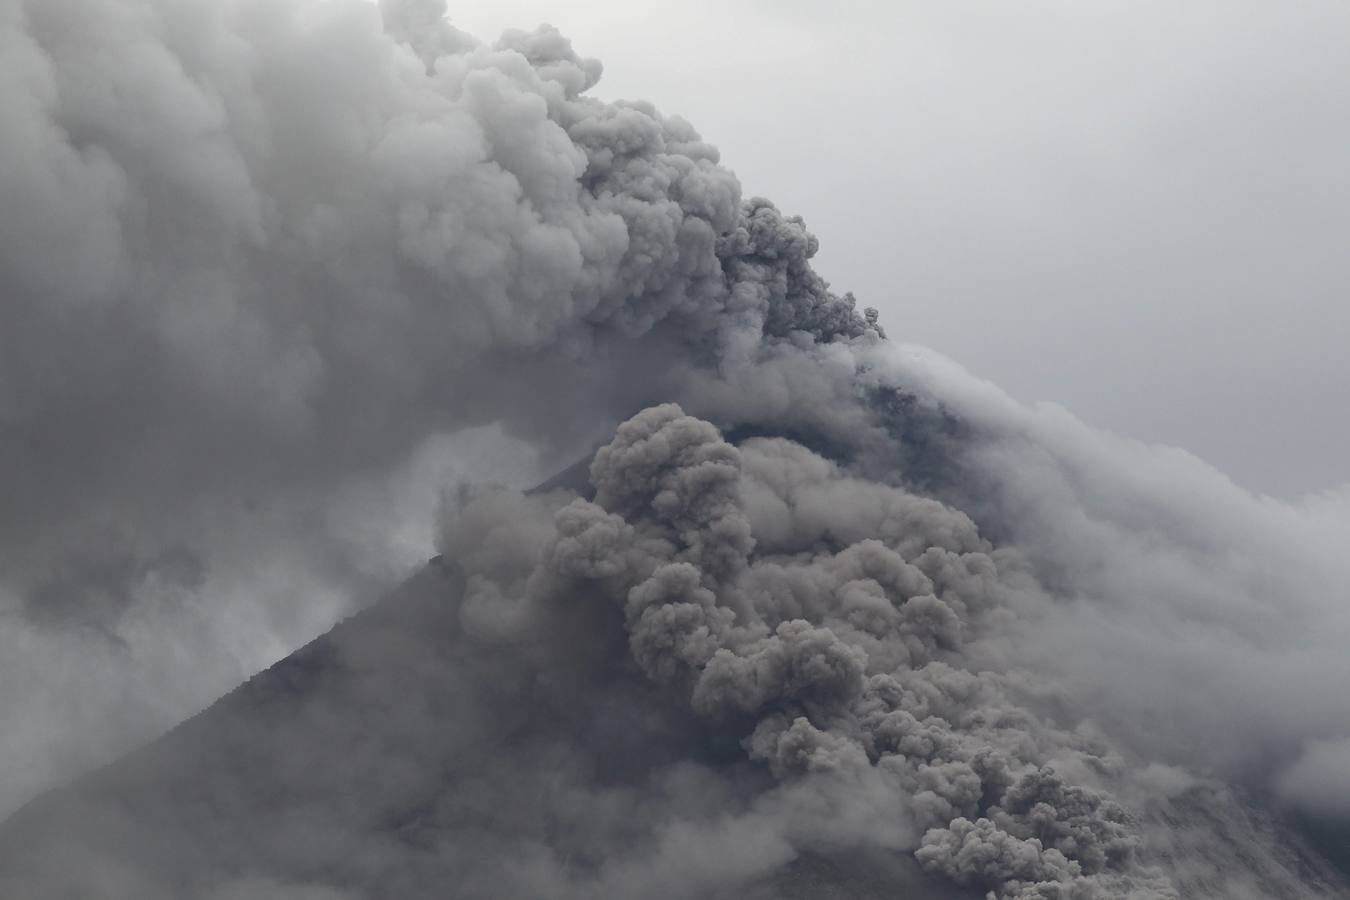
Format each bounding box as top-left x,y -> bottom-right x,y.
2,406 -> 1347,900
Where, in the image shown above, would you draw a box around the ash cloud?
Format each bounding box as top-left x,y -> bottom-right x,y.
1,1 -> 1348,898
0,0 -> 872,809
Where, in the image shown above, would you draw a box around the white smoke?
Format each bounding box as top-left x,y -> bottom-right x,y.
876,345 -> 1350,798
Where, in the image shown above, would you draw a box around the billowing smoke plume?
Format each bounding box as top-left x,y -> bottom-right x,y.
441,403 -> 1178,898
0,0 -> 870,807
2,0 -> 1349,898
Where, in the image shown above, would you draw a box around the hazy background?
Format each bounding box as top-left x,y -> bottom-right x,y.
449,0 -> 1350,498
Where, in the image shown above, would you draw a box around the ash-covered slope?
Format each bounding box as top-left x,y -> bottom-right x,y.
3,408 -> 1347,900
0,542 -> 960,900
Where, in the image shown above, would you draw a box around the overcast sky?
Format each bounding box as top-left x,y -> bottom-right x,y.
447,1 -> 1350,498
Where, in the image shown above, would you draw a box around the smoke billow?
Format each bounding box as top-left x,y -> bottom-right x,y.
0,0 -> 867,807
2,0 -> 1349,897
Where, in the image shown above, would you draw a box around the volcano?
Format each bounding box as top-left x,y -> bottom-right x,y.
0,541 -> 964,899
6,1 -> 1350,897
4,411 -> 1349,899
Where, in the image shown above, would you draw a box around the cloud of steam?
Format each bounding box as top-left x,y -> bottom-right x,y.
2,0 -> 1350,898
1279,737 -> 1350,823
872,347 -> 1350,802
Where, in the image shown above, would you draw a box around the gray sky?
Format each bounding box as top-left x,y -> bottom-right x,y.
451,0 -> 1350,498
